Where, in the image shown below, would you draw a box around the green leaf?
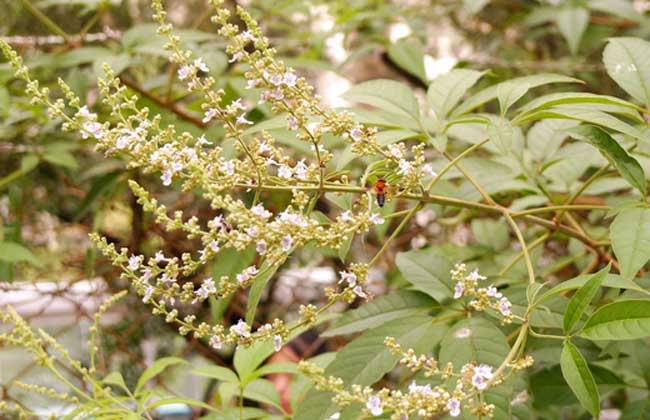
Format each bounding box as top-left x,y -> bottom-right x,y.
387,38 -> 427,83
294,316 -> 443,420
191,365 -> 239,384
243,379 -> 283,411
516,92 -> 643,119
102,371 -> 130,393
252,361 -> 298,377
621,399 -> 650,420
569,125 -> 646,196
470,218 -> 509,251
0,242 -> 40,266
43,149 -> 78,169
555,7 -> 589,55
610,208 -> 650,280
395,247 -> 454,301
487,118 -> 514,156
451,73 -> 581,117
323,290 -> 435,336
603,38 -> 650,105
246,263 -> 279,324
563,264 -> 609,334
579,299 -> 650,340
20,154 -> 39,173
560,341 -> 600,418
497,80 -> 530,114
0,86 -> 8,117
343,79 -> 420,122
144,396 -> 215,412
134,356 -> 187,395
536,273 -> 650,305
426,69 -> 485,119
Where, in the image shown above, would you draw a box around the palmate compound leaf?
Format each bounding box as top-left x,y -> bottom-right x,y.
560,341 -> 600,418
293,315 -> 446,420
578,299 -> 650,341
610,207 -> 650,280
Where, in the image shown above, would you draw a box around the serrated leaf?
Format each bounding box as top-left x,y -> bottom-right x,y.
387,38 -> 427,83
560,341 -> 600,418
579,299 -> 650,340
0,241 -> 40,266
556,7 -> 589,55
610,208 -> 650,280
294,316 -> 444,420
191,365 -> 239,383
395,247 -> 454,301
343,79 -> 420,122
569,125 -> 646,196
603,38 -> 650,105
135,357 -> 187,395
426,69 -> 485,119
563,264 -> 609,333
323,290 -> 435,336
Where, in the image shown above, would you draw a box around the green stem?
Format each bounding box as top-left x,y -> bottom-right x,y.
18,0 -> 71,43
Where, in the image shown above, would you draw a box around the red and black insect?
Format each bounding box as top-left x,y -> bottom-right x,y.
374,179 -> 387,207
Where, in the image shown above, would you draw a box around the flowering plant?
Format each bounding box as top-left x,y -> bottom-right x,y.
4,0 -> 650,419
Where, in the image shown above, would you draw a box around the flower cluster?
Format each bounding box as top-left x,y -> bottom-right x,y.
451,263 -> 514,324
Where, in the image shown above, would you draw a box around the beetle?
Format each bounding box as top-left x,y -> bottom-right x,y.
374,179 -> 387,207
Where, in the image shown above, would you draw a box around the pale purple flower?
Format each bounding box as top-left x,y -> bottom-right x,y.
422,163 -> 437,177
486,285 -> 502,298
273,335 -> 282,352
398,159 -> 412,175
468,269 -> 486,282
178,65 -> 191,80
246,78 -> 260,89
498,298 -> 512,316
220,160 -> 235,176
142,285 -> 154,303
269,88 -> 284,100
154,251 -> 167,263
350,126 -> 363,142
366,395 -> 383,416
370,213 -> 385,225
389,144 -> 403,158
256,240 -> 267,255
209,240 -> 220,252
408,382 -> 433,396
209,335 -> 223,350
203,108 -> 218,123
229,51 -> 243,63
251,204 -> 272,219
283,71 -> 297,87
231,319 -> 251,338
231,98 -> 245,111
281,235 -> 293,252
447,398 -> 461,417
193,57 -> 209,73
454,282 -> 464,299
247,226 -> 258,238
81,121 -> 103,139
241,30 -> 256,42
236,112 -> 253,125
278,165 -> 293,179
353,285 -> 368,299
269,73 -> 283,86
161,170 -> 173,186
287,115 -> 299,130
340,211 -> 354,222
128,255 -> 140,271
339,271 -> 357,287
197,135 -> 212,146
246,266 -> 259,277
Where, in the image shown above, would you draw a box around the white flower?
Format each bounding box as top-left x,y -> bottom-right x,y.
236,112 -> 253,125
241,30 -> 256,42
294,159 -> 308,180
269,73 -> 283,86
195,277 -> 217,300
422,163 -> 437,177
236,271 -> 250,284
160,273 -> 177,286
327,413 -> 341,420
453,282 -> 464,299
447,398 -> 461,417
408,382 -> 433,396
247,226 -> 258,238
278,164 -> 293,179
229,51 -> 243,63
273,335 -> 282,352
197,135 -> 212,146
283,71 -> 297,87
209,335 -> 223,350
472,364 -> 493,390
220,160 -> 235,176
389,144 -> 403,158
269,88 -> 285,100
366,395 -> 383,416
281,235 -> 293,252
161,170 -> 173,186
246,78 -> 260,89
193,57 -> 209,73
142,285 -> 154,303
486,285 -> 502,298
178,65 -> 192,80
468,269 -> 486,282
202,108 -> 218,123
353,285 -> 368,299
475,364 -> 493,379
116,133 -> 133,149
398,159 -> 412,175
339,271 -> 357,287
497,298 -> 512,316
350,126 -> 363,142
209,240 -> 220,252
340,211 -> 354,222
154,251 -> 167,263
81,121 -> 103,139
231,98 -> 246,111
77,106 -> 94,119
287,115 -> 299,130
370,213 -> 385,225
256,240 -> 267,255
231,319 -> 251,338
246,266 -> 259,277
251,204 -> 272,219
128,255 -> 140,271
